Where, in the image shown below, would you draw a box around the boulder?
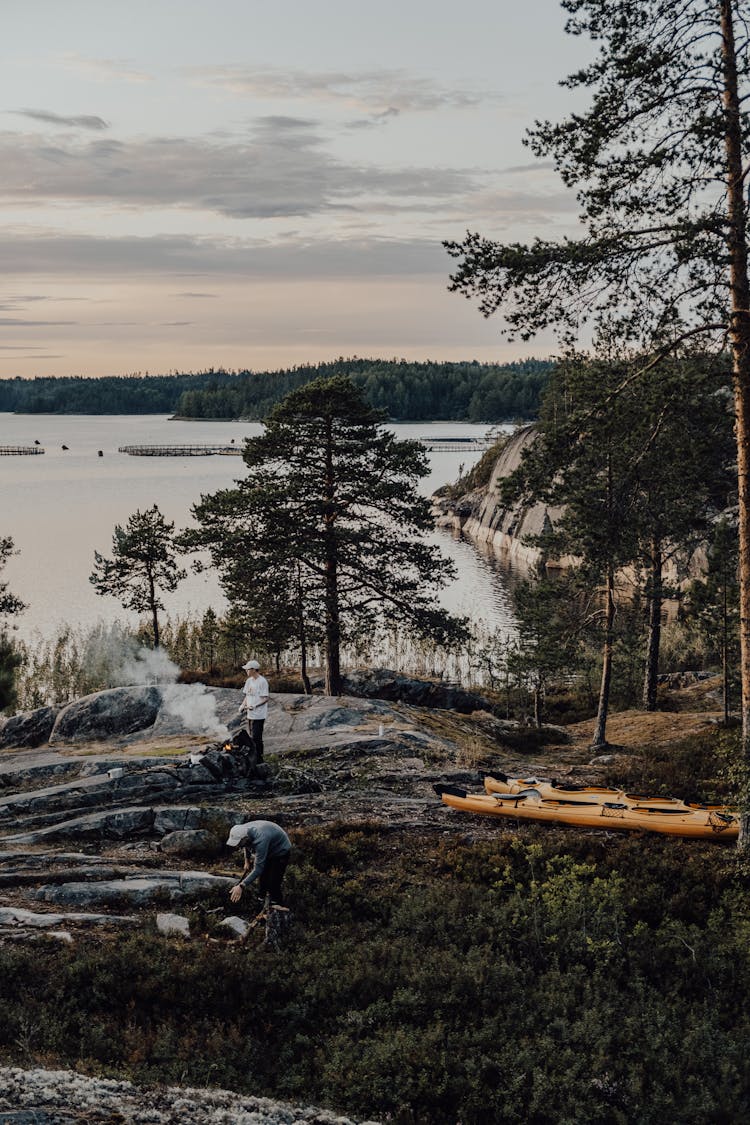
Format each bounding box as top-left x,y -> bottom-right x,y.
341,669 -> 495,714
159,829 -> 223,857
0,706 -> 59,749
50,686 -> 162,744
31,871 -> 235,908
153,806 -> 238,837
217,915 -> 250,938
156,912 -> 191,937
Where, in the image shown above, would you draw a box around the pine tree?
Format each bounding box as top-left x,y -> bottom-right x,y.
185,376 -> 467,694
90,506 -> 186,648
501,354 -> 733,743
505,568 -> 584,726
0,535 -> 25,711
446,1 -> 750,833
686,517 -> 740,724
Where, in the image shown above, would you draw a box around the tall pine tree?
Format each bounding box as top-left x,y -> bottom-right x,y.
446,1 -> 750,837
186,376 -> 467,695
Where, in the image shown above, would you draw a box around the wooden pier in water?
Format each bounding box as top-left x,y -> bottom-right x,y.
118,443 -> 241,457
0,445 -> 45,456
119,438 -> 494,457
420,439 -> 493,452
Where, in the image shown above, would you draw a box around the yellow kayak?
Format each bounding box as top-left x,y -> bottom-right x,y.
483,773 -> 733,814
435,784 -> 739,841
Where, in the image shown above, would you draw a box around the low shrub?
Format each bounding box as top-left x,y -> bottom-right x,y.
0,828 -> 748,1123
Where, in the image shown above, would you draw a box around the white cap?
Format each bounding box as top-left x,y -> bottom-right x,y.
242,659 -> 261,670
226,823 -> 251,847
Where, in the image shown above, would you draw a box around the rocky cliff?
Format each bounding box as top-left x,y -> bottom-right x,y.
435,423 -> 705,586
435,424 -> 565,571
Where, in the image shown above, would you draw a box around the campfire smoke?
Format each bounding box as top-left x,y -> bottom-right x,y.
114,646 -> 230,741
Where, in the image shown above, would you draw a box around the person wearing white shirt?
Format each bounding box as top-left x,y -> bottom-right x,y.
239,659 -> 269,762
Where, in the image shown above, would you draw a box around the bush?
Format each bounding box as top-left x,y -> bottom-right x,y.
0,828 -> 748,1123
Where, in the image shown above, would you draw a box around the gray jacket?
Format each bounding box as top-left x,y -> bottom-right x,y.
239,821 -> 291,887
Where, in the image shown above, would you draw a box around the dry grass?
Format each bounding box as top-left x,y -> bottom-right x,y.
564,707 -> 724,753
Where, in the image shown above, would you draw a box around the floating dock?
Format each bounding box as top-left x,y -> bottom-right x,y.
0,445 -> 45,456
118,444 -> 241,457
421,439 -> 493,452
118,438 -> 493,457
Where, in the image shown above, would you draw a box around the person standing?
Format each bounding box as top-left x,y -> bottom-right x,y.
239,659 -> 269,762
227,820 -> 291,905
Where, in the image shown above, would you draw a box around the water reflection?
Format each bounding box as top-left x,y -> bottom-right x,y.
432,527 -> 521,642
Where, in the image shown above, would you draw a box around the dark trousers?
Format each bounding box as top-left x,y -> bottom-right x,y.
258,852 -> 290,904
248,718 -> 265,761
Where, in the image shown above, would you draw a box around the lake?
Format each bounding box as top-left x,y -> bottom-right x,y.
1,413 -> 519,644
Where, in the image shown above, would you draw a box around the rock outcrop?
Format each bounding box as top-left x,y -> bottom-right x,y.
0,705 -> 59,750
3,683 -> 245,753
434,423 -> 708,589
434,424 -> 561,570
51,685 -> 163,744
340,668 -> 498,713
0,1065 -> 379,1125
0,683 -> 581,947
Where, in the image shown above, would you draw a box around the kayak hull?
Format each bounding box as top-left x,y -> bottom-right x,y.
440,789 -> 739,841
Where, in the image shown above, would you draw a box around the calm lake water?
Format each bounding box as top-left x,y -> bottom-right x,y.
1,414 -> 519,644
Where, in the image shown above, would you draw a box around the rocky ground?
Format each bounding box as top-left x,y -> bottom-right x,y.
0,673 -> 727,944
0,672 -> 728,1121
0,1065 -> 381,1124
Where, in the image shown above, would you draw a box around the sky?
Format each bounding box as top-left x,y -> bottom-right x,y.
0,0 -> 590,380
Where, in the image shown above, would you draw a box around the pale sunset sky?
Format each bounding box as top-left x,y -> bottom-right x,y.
0,1 -> 589,379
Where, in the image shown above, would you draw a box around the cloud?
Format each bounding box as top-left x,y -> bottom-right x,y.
346,108 -> 400,130
190,65 -> 493,115
12,109 -> 109,130
0,229 -> 451,280
0,120 -> 478,218
503,160 -> 557,174
7,353 -> 65,359
0,317 -> 77,327
59,53 -> 152,84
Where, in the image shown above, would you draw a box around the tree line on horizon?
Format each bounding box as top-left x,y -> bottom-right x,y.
0,357 -> 552,422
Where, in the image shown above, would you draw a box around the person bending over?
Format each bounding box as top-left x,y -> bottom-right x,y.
227,820 -> 291,906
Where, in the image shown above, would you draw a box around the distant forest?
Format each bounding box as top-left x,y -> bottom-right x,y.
0,357 -> 552,421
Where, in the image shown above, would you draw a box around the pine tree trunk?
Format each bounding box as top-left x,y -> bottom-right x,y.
591,563 -> 615,749
533,682 -> 542,728
721,550 -> 731,724
723,627 -> 731,727
324,566 -> 342,694
642,540 -> 663,712
296,565 -> 312,695
300,646 -> 311,696
720,0 -> 750,845
149,577 -> 160,648
323,420 -> 342,696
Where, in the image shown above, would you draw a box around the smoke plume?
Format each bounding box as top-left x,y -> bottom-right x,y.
114,646 -> 230,740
